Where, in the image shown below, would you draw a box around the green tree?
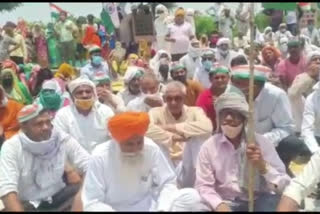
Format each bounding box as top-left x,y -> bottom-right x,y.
0,3 -> 22,13
195,15 -> 217,38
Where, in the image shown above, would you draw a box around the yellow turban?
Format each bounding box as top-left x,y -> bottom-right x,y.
175,8 -> 185,17
108,112 -> 150,143
54,63 -> 75,80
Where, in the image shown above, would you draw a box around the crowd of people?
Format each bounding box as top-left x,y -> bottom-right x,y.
1,2 -> 320,212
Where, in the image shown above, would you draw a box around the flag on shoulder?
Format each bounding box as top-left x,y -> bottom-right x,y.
49,3 -> 68,20
101,3 -> 120,35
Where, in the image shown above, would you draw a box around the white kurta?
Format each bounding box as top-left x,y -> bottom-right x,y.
193,66 -> 211,89
54,102 -> 115,153
0,132 -> 89,203
179,54 -> 202,79
215,50 -> 238,69
82,138 -> 203,211
127,94 -> 163,113
117,88 -> 141,105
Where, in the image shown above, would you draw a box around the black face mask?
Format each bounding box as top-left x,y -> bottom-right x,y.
159,64 -> 169,80
2,78 -> 13,88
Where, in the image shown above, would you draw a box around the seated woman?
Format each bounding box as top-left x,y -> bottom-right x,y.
109,41 -> 126,76
117,53 -> 139,76
0,68 -> 32,105
54,63 -> 76,93
1,59 -> 28,87
28,65 -> 54,97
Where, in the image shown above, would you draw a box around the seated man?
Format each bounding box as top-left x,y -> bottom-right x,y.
277,149 -> 320,211
195,92 -> 290,212
127,73 -> 163,112
0,85 -> 23,145
196,66 -> 239,130
146,81 -> 212,188
54,77 -> 114,153
82,112 -> 203,211
92,72 -> 126,114
117,66 -> 143,105
231,65 -> 310,176
80,45 -> 114,80
170,63 -> 204,106
0,104 -> 89,211
288,51 -> 320,133
193,49 -> 216,88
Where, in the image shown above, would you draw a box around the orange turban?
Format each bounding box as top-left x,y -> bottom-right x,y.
175,8 -> 185,17
108,112 -> 150,143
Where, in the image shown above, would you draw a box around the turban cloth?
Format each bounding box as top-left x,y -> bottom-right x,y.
68,76 -> 96,94
108,112 -> 150,143
123,66 -> 144,84
92,72 -> 110,86
231,65 -> 271,82
175,8 -> 185,17
170,62 -> 185,73
261,46 -> 281,62
88,45 -> 101,54
217,37 -> 231,47
307,51 -> 320,65
18,103 -> 44,123
287,40 -> 300,48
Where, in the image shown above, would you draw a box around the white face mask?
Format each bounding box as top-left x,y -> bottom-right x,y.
219,49 -> 229,56
280,44 -> 288,53
189,45 -> 201,58
221,123 -> 244,139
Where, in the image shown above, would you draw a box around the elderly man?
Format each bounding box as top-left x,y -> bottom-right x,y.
231,65 -> 310,176
0,85 -> 23,144
179,39 -> 202,79
215,37 -> 238,69
276,40 -> 307,90
193,49 -> 216,88
165,7 -> 195,61
196,92 -> 290,211
277,150 -> 320,211
146,81 -> 212,188
54,77 -> 114,153
127,73 -> 163,112
117,66 -> 143,105
196,66 -> 239,130
80,46 -> 113,81
92,72 -> 125,114
82,112 -> 203,211
301,19 -> 320,47
170,63 -> 204,106
0,104 -> 89,211
289,51 -> 320,133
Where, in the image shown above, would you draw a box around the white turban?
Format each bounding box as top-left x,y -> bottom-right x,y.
123,66 -> 144,84
217,37 -> 231,47
68,76 -> 96,95
42,79 -> 62,95
307,51 -> 320,65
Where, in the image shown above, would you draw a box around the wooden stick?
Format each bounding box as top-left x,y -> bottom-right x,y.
248,2 -> 256,212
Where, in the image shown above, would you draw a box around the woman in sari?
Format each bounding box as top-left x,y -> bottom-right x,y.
28,65 -> 54,97
33,23 -> 49,68
82,25 -> 101,49
0,68 -> 32,105
54,63 -> 76,93
46,22 -> 62,69
109,41 -> 127,76
1,59 -> 28,87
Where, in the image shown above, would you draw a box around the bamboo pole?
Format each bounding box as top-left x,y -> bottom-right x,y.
248,2 -> 256,212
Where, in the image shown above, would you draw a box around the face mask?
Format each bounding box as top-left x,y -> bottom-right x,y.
2,78 -> 13,88
280,28 -> 286,33
203,60 -> 213,71
92,56 -> 103,66
221,123 -> 244,139
189,46 -> 201,58
308,25 -> 314,31
39,90 -> 62,111
159,13 -> 166,19
0,97 -> 8,107
74,97 -> 95,110
280,44 -> 288,53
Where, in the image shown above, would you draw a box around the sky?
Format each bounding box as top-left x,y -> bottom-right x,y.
0,2 -> 263,25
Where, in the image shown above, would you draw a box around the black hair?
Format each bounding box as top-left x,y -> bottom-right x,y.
32,68 -> 54,97
230,55 -> 248,68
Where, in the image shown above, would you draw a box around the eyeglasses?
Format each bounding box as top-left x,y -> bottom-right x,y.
165,96 -> 183,103
220,109 -> 244,124
202,57 -> 212,61
311,57 -> 320,62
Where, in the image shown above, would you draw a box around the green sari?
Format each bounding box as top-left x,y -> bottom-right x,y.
46,23 -> 62,69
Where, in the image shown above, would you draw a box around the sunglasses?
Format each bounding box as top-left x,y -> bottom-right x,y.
157,11 -> 164,14
202,57 -> 212,61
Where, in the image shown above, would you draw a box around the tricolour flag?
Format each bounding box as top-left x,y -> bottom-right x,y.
49,3 -> 67,20
298,2 -> 311,11
101,3 -> 120,34
262,3 -> 297,11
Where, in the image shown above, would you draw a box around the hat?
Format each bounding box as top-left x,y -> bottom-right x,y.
88,45 -> 101,54
68,76 -> 96,94
4,21 -> 17,28
287,40 -> 300,48
18,104 -> 44,124
92,72 -> 111,86
170,63 -> 185,73
231,65 -> 271,82
209,66 -> 229,75
217,38 -> 231,47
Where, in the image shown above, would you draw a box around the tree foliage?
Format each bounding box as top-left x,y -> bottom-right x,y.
0,3 -> 22,13
195,15 -> 217,38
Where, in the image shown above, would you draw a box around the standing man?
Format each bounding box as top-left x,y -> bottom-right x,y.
154,4 -> 170,51
179,39 -> 202,79
165,7 -> 195,61
235,3 -> 250,36
0,22 -> 19,64
300,19 -> 320,47
55,11 -> 77,66
219,8 -> 235,41
193,50 -> 217,88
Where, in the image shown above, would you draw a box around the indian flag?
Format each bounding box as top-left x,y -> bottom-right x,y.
49,3 -> 67,20
101,3 -> 120,34
298,2 -> 311,11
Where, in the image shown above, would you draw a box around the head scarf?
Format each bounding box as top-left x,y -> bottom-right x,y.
123,66 -> 144,84
231,65 -> 271,82
263,26 -> 272,35
18,103 -> 44,124
108,112 -> 150,143
175,7 -> 185,17
217,37 -> 231,47
307,51 -> 320,65
54,63 -> 75,80
16,18 -> 28,38
261,46 -> 281,63
68,76 -> 96,95
188,39 -> 201,58
0,68 -> 30,104
39,79 -> 63,111
155,4 -> 169,18
1,59 -> 19,74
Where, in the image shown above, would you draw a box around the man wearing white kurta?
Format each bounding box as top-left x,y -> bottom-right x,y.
54,77 -> 114,153
193,49 -> 217,88
179,39 -> 202,79
146,81 -> 212,188
127,73 -> 164,112
215,37 -> 238,69
154,4 -> 170,51
82,112 -> 204,211
0,104 -> 89,211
